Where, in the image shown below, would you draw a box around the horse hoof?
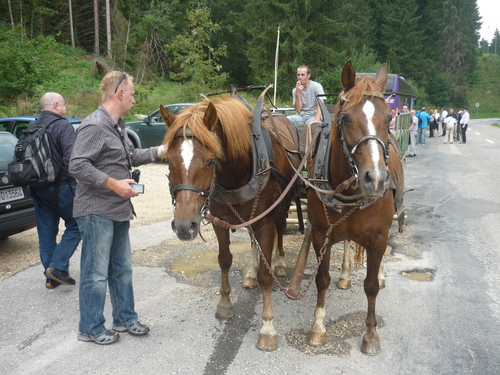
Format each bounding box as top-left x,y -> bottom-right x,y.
308,332 -> 327,346
274,266 -> 287,277
379,279 -> 386,289
243,277 -> 257,289
337,279 -> 351,290
361,339 -> 381,355
215,304 -> 234,320
256,334 -> 277,351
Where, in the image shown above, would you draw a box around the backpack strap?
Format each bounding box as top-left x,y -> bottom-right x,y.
27,117 -> 60,132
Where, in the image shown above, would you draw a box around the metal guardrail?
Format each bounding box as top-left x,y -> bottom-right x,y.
394,113 -> 411,161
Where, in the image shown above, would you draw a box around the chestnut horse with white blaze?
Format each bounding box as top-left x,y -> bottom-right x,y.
305,61 -> 404,355
160,96 -> 300,351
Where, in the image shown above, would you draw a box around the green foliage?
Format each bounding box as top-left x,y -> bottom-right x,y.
0,25 -> 63,99
378,0 -> 424,84
0,0 -> 496,114
238,0 -> 374,99
317,47 -> 382,97
165,6 -> 228,99
467,54 -> 500,114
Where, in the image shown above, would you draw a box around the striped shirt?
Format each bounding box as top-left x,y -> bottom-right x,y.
69,105 -> 159,221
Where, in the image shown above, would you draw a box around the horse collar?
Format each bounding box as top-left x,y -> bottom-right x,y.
211,92 -> 272,205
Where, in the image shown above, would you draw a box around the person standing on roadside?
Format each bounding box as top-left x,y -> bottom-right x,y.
440,107 -> 448,136
417,107 -> 432,145
443,112 -> 457,144
287,65 -> 326,127
69,71 -> 166,345
389,107 -> 398,135
460,108 -> 470,144
408,109 -> 418,157
456,110 -> 463,142
31,92 -> 81,289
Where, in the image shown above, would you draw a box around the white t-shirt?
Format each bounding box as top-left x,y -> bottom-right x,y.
292,80 -> 326,116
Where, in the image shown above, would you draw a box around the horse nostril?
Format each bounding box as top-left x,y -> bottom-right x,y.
190,221 -> 199,234
171,221 -> 177,233
363,171 -> 374,184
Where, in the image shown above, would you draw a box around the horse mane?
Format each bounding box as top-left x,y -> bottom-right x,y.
339,75 -> 386,111
163,97 -> 253,161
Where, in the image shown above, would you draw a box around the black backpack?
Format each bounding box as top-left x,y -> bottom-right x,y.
418,113 -> 423,127
8,119 -> 61,187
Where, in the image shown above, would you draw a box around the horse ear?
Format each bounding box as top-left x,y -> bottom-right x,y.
375,64 -> 389,91
341,60 -> 356,92
204,102 -> 219,131
159,105 -> 176,129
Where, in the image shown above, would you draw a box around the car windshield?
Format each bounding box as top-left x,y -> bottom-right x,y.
0,134 -> 16,171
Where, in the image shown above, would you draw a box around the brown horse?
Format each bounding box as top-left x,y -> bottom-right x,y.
305,61 -> 404,355
159,95 -> 299,351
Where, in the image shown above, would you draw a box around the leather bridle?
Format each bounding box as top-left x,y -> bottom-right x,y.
336,92 -> 391,179
167,127 -> 216,218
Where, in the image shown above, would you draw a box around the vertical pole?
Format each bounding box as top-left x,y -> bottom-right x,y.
273,26 -> 280,111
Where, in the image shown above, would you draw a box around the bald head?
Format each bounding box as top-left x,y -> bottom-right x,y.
40,92 -> 67,118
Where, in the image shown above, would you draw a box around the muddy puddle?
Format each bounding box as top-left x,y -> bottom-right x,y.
401,268 -> 435,282
167,242 -> 252,278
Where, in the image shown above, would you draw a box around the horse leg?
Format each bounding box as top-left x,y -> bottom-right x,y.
213,225 -> 234,319
378,259 -> 385,289
308,235 -> 332,347
361,245 -> 385,355
255,225 -> 279,351
242,243 -> 258,289
272,212 -> 288,277
337,240 -> 352,289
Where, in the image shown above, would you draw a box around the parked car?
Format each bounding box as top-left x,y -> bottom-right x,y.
0,116 -> 84,138
125,103 -> 194,148
0,131 -> 36,239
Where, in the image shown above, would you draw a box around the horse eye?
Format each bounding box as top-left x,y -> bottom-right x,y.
206,159 -> 216,168
340,113 -> 351,124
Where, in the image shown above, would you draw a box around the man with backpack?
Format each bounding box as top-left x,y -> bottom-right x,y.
31,92 -> 81,288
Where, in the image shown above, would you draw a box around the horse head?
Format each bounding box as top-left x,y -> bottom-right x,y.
336,61 -> 391,198
160,102 -> 221,241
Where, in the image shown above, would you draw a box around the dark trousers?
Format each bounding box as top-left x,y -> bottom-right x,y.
461,124 -> 468,143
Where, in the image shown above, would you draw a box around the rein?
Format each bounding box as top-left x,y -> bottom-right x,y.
205,127 -> 312,230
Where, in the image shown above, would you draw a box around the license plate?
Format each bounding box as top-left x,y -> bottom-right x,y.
0,186 -> 25,204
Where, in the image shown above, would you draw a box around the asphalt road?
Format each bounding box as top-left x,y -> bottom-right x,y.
1,118 -> 500,375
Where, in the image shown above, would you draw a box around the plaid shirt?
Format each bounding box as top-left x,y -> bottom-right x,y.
69,105 -> 159,221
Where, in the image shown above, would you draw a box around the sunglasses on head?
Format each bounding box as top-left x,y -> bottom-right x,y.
114,72 -> 127,94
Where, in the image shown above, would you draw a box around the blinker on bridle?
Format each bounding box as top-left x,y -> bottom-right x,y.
336,93 -> 391,178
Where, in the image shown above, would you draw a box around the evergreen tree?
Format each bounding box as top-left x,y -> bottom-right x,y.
378,0 -> 424,83
490,28 -> 500,55
239,0 -> 372,98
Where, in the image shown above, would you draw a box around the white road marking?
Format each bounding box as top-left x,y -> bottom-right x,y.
486,139 -> 495,144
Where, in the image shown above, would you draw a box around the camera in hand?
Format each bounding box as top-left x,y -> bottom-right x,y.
130,184 -> 144,194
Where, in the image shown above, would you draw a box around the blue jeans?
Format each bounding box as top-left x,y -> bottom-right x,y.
417,127 -> 426,145
287,113 -> 316,127
32,180 -> 80,275
77,214 -> 138,336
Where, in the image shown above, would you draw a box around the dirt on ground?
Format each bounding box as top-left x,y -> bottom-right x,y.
1,160 -> 416,283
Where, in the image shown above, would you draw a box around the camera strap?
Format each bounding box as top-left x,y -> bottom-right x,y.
115,126 -> 138,180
